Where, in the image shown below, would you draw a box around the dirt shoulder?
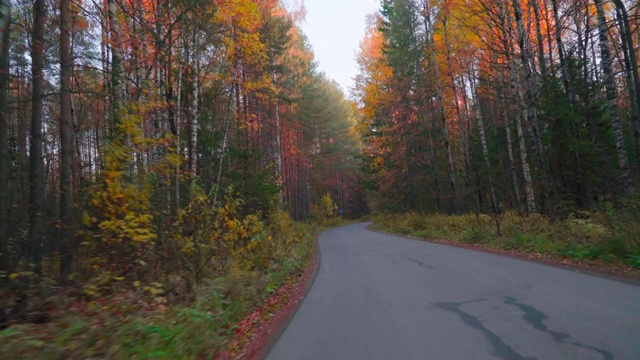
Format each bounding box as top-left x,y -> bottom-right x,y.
217,233 -> 321,360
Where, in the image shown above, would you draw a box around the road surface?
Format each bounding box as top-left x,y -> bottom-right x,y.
267,223 -> 640,360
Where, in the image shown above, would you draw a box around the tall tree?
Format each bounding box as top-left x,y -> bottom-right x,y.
59,0 -> 74,280
423,0 -> 459,213
0,0 -> 10,271
612,0 -> 640,173
551,0 -> 573,106
472,69 -> 500,217
497,0 -> 536,213
189,33 -> 199,197
28,0 -> 46,274
594,0 -> 633,196
107,0 -> 123,133
511,0 -> 549,212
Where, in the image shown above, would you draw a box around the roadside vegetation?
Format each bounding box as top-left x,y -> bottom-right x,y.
371,207 -> 640,271
0,193 -> 347,358
355,0 -> 640,277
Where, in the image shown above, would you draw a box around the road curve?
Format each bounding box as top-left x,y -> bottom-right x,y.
266,223 -> 640,360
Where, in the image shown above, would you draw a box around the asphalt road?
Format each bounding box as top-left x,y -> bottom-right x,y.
266,223 -> 640,360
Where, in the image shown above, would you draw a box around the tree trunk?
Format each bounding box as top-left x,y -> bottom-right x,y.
498,0 -> 535,213
189,34 -> 199,197
551,0 -> 573,108
541,0 -> 555,67
612,0 -> 640,175
415,6 -> 443,212
174,41 -> 182,212
498,78 -> 523,212
460,73 -> 482,213
594,0 -> 633,196
59,0 -> 74,280
424,6 -> 458,213
444,15 -> 472,212
108,0 -> 123,134
616,9 -> 639,174
273,71 -> 283,204
512,0 -> 549,211
29,0 -> 46,274
472,73 -> 500,216
18,64 -> 27,210
530,0 -> 547,78
0,0 -> 10,272
213,89 -> 233,206
435,59 -> 459,214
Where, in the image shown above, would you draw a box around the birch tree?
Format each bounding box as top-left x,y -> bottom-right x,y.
594,0 -> 633,196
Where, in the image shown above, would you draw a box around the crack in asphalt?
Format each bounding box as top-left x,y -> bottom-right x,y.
403,255 -> 435,269
434,299 -> 536,360
504,296 -> 614,360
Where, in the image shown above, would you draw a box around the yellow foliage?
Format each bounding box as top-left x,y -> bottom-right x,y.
167,187 -> 273,290
310,193 -> 338,225
80,105 -> 164,290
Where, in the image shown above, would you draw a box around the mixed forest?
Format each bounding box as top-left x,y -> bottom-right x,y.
357,0 -> 640,215
1,0 -> 640,356
358,0 -> 640,272
0,0 -> 363,356
0,0 -> 365,281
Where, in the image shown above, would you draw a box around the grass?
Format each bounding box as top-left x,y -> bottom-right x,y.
371,210 -> 640,270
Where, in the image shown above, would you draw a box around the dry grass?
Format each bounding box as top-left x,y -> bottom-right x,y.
372,209 -> 640,268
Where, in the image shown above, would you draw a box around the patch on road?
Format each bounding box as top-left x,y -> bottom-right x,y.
434,298 -> 535,360
504,297 -> 613,360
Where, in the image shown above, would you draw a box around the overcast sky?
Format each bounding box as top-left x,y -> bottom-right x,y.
298,0 -> 380,94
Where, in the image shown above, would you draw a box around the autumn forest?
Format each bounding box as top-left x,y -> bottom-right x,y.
358,0 -> 640,215
0,0 -> 639,356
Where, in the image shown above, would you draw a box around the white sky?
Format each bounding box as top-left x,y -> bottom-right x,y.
298,0 -> 380,94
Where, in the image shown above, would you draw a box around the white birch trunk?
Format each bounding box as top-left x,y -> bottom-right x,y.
425,5 -> 459,213
594,0 -> 634,196
189,33 -> 199,196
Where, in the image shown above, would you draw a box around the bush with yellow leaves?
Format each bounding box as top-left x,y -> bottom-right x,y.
81,130 -> 157,288
166,187 -> 272,292
310,192 -> 339,225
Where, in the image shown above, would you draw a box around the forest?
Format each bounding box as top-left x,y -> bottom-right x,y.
358,0 -> 640,277
0,0 -> 367,279
357,0 -> 640,215
0,0 -> 363,356
1,0 -> 640,356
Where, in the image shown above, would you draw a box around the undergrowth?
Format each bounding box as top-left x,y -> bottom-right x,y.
371,208 -> 640,270
0,203 -> 328,359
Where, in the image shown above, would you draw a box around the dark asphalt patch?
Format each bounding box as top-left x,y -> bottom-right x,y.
434,299 -> 535,360
504,297 -> 614,360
